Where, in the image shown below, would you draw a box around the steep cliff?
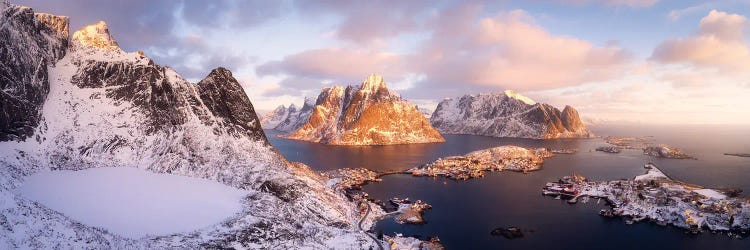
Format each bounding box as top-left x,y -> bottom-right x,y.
431,91 -> 593,139
284,74 -> 445,145
0,3 -> 68,141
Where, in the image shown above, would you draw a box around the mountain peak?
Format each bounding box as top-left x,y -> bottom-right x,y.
360,73 -> 386,92
71,21 -> 120,51
503,90 -> 536,105
207,67 -> 233,78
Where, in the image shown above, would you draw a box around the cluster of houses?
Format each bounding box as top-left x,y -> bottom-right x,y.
543,163 -> 750,236
407,146 -> 554,180
323,168 -> 382,191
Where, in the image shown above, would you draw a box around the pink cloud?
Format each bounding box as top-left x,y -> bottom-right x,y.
651,10 -> 750,71
256,48 -> 407,83
295,0 -> 433,44
540,0 -> 659,7
412,7 -> 631,91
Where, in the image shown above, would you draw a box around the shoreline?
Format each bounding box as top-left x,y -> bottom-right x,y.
542,163 -> 750,236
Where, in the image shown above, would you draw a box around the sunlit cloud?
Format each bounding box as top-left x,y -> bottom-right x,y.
652,10 -> 750,72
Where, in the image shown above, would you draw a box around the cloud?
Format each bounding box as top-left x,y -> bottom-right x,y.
540,0 -> 659,7
293,0 -> 435,44
17,0 -> 281,80
651,10 -> 750,72
256,48 -> 408,91
408,6 -> 631,97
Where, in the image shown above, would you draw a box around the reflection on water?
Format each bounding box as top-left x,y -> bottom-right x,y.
266,125 -> 750,249
267,130 -> 588,172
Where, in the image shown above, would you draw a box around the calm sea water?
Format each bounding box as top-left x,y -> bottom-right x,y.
266,125 -> 750,249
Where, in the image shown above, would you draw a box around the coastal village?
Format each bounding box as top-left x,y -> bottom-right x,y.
407,146 -> 555,180
542,163 -> 750,236
322,143 -> 749,248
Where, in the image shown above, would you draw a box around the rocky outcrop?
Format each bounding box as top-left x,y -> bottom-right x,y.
0,3 -> 69,141
196,67 -> 267,143
261,97 -> 315,132
430,91 -> 593,139
284,74 -> 445,145
70,21 -> 119,51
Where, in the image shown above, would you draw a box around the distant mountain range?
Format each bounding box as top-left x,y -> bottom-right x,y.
430,91 -> 593,139
261,97 -> 315,132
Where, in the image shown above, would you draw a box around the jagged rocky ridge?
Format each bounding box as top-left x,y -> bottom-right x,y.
0,3 -> 378,248
430,91 -> 594,139
0,3 -> 68,141
284,74 -> 445,145
261,97 -> 315,132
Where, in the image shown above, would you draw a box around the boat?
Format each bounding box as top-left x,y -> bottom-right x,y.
625,219 -> 634,225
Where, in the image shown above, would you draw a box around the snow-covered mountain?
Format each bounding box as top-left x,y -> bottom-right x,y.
0,2 -> 68,141
418,107 -> 433,119
260,105 -> 290,129
431,91 -> 594,139
261,97 -> 315,132
0,2 -> 378,248
284,74 -> 445,145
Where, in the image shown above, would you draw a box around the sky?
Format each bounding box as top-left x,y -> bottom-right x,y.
16,0 -> 750,125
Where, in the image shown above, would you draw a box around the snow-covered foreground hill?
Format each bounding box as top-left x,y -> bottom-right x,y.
17,167 -> 247,239
0,2 -> 382,248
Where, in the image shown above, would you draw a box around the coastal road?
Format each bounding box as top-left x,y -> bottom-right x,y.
358,201 -> 384,250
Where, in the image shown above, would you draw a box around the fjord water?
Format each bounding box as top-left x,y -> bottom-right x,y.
266,125 -> 750,249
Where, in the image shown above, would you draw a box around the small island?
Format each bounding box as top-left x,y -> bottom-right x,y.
643,145 -> 696,159
603,136 -> 653,149
725,153 -> 750,158
390,198 -> 432,224
323,168 -> 382,191
406,146 -> 555,180
601,136 -> 696,159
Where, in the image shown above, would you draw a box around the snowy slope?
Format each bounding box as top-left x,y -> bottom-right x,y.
0,3 -> 380,248
431,91 -> 594,139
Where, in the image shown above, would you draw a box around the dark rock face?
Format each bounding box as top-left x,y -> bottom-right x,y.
197,68 -> 267,143
70,62 -> 267,143
70,60 -> 196,133
0,4 -> 69,141
431,92 -> 593,139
